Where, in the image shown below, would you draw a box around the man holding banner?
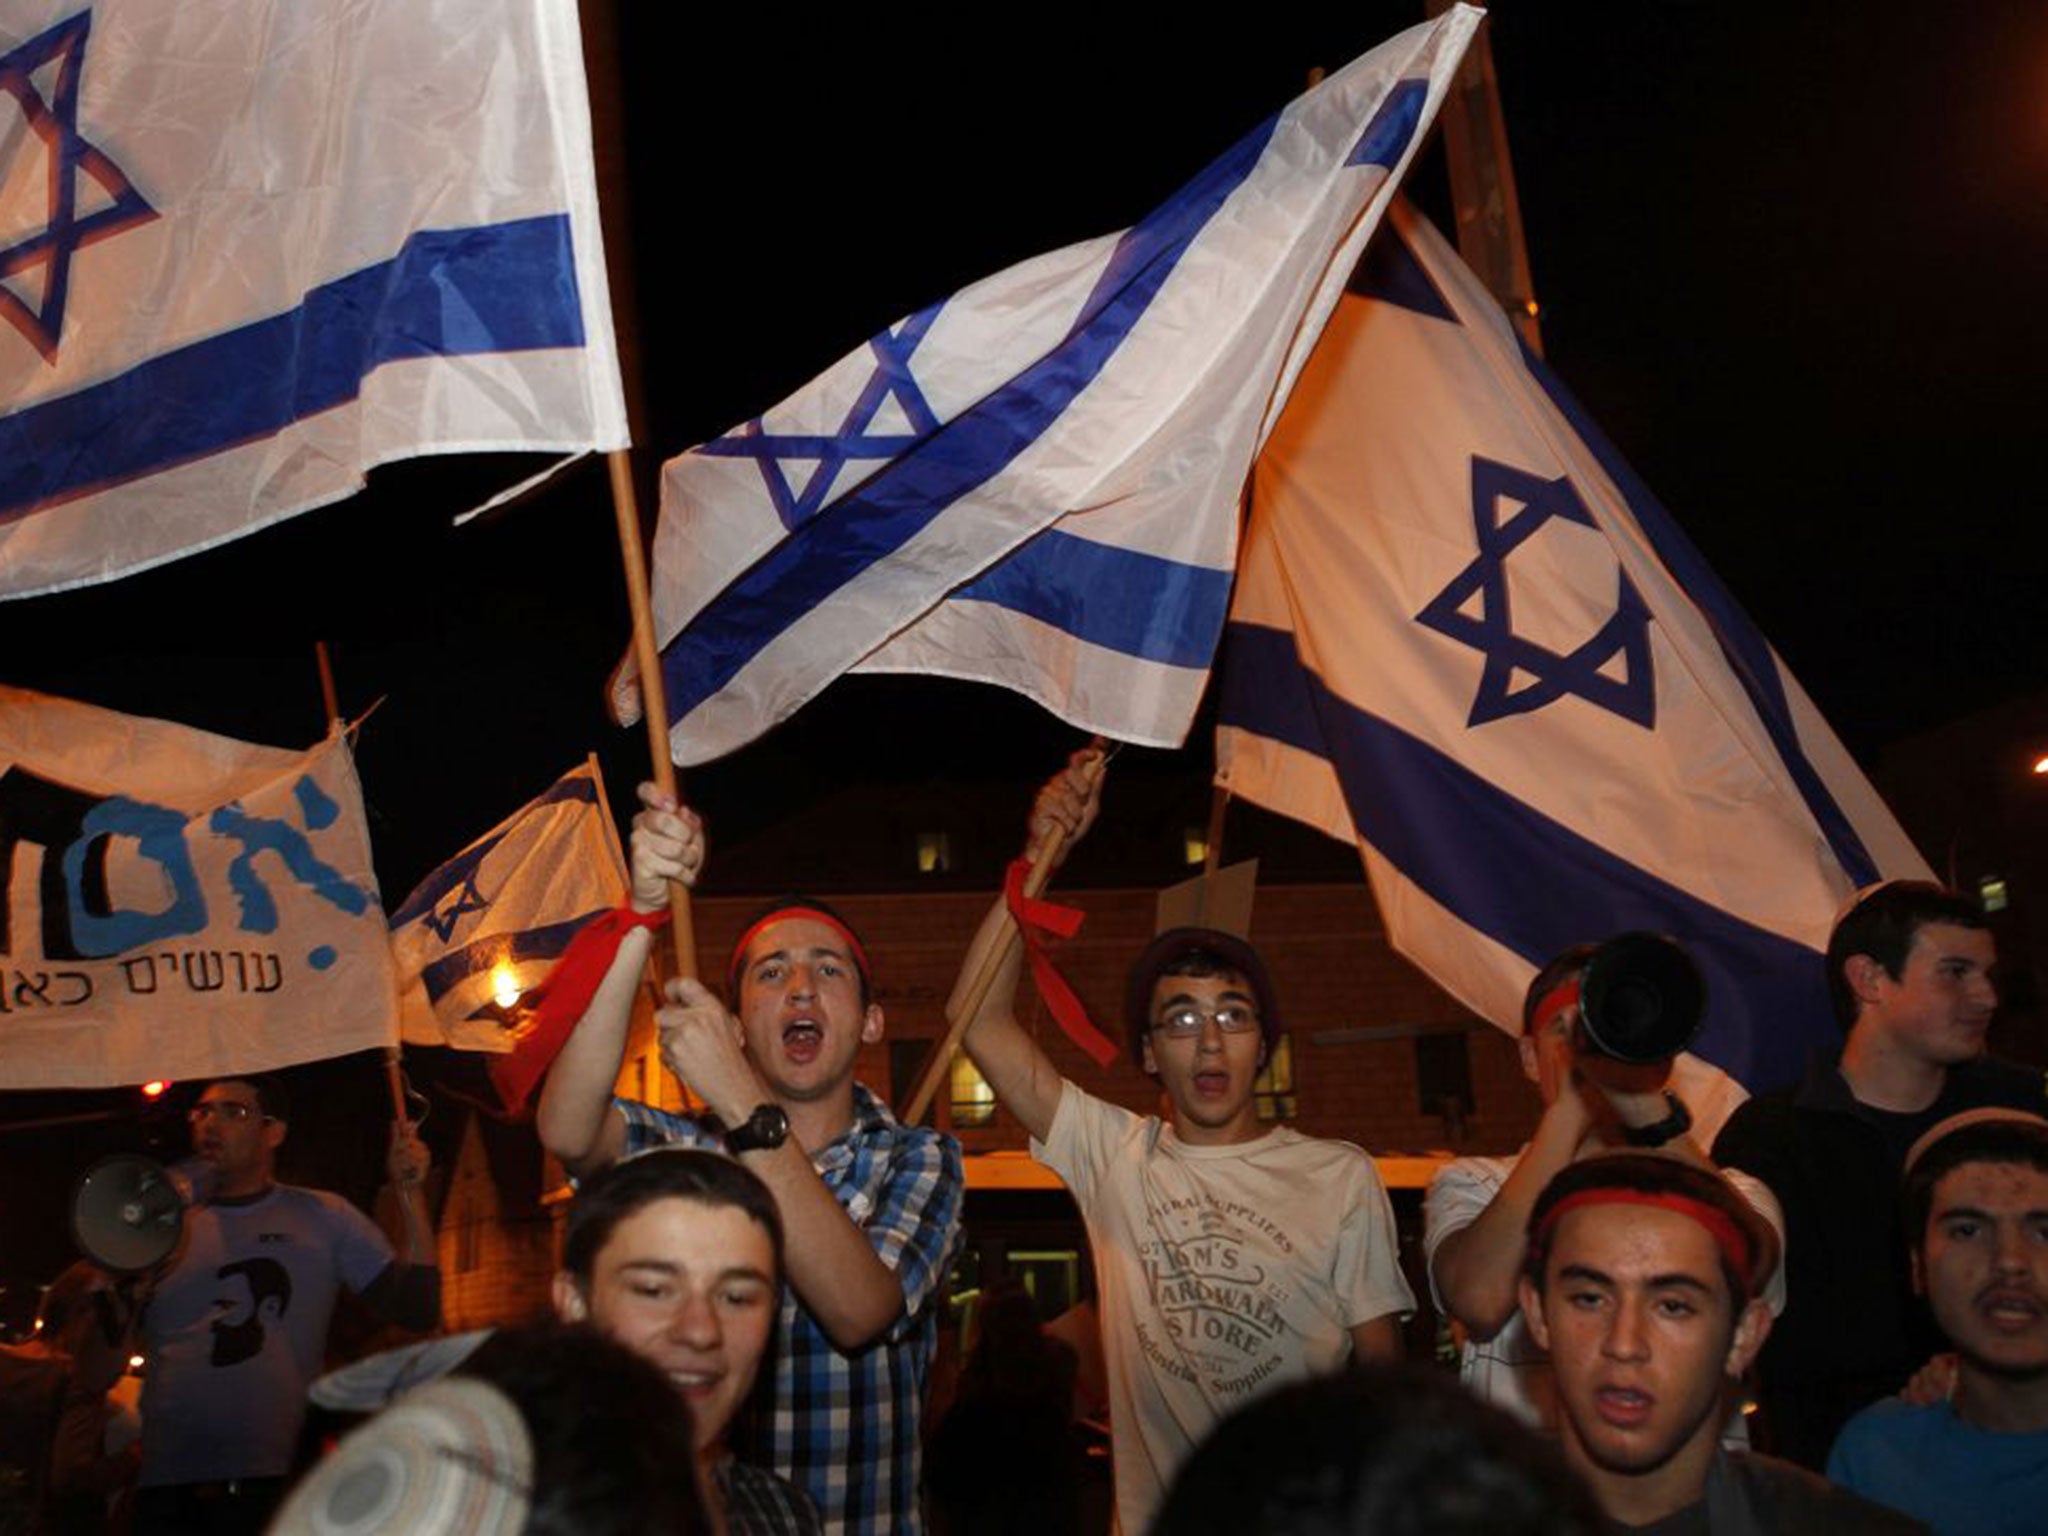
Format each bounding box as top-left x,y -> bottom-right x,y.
536,788 -> 962,1535
954,753 -> 1413,1534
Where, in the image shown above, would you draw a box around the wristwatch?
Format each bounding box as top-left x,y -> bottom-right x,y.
726,1103 -> 791,1155
1621,1091 -> 1694,1148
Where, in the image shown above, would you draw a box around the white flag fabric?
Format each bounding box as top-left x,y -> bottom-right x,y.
0,686 -> 396,1087
622,8 -> 1480,765
1214,203 -> 1931,1091
387,758 -> 626,1053
0,0 -> 628,600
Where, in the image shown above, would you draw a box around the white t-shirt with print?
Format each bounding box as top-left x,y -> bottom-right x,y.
1035,1083 -> 1414,1535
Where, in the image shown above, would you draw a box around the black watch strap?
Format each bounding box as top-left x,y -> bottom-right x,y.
1621,1090 -> 1693,1149
726,1103 -> 790,1154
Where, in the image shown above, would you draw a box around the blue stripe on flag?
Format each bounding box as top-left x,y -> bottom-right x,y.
657,113 -> 1284,722
1346,78 -> 1427,169
1219,619 -> 1833,1090
952,529 -> 1233,667
0,215 -> 588,522
1349,221 -> 1456,321
1514,345 -> 1882,888
419,912 -> 606,1005
388,770 -> 599,928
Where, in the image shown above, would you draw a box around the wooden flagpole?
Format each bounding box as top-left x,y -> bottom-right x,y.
608,449 -> 698,979
313,641 -> 414,1131
902,835 -> 1062,1128
901,747 -> 1107,1125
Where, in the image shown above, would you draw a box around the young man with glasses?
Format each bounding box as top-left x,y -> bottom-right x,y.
954,754 -> 1413,1534
129,1077 -> 436,1536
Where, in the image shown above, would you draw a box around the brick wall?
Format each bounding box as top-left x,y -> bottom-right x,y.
439,882 -> 1546,1330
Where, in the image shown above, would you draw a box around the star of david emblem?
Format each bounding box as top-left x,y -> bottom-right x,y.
1415,458 -> 1657,729
0,11 -> 159,362
423,869 -> 491,944
696,301 -> 944,530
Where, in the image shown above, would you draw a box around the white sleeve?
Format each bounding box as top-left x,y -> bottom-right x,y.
1421,1157 -> 1507,1313
1030,1079 -> 1140,1209
1332,1153 -> 1416,1325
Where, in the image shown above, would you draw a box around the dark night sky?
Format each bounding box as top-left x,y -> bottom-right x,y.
2,2 -> 2044,900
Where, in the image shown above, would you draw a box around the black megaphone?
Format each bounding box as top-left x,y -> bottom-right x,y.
1575,932 -> 1706,1065
71,1155 -> 216,1273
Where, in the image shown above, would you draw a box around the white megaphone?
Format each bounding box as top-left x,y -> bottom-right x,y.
71,1155 -> 217,1273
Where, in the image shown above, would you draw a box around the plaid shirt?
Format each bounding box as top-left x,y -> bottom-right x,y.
618,1086 -> 964,1534
717,1457 -> 822,1536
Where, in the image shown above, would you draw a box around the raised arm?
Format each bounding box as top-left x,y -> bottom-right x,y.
954,751 -> 1104,1144
1429,1064 -> 1594,1341
655,976 -> 917,1349
1432,1032 -> 1727,1340
535,783 -> 703,1175
358,1119 -> 441,1331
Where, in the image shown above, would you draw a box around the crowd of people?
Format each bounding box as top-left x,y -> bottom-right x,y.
4,751 -> 2044,1535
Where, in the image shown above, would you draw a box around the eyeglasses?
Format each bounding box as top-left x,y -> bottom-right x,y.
1152,1004 -> 1261,1039
188,1101 -> 264,1125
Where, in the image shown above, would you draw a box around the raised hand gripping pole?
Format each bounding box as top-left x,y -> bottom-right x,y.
610,448 -> 697,977
901,746 -> 1107,1125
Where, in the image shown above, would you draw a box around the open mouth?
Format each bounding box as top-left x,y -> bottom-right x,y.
1594,1387 -> 1653,1428
1978,1288 -> 2045,1329
668,1369 -> 724,1402
1192,1069 -> 1230,1098
781,1018 -> 824,1064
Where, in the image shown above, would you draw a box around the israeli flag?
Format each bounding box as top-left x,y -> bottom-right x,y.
624,8 -> 1481,765
387,759 -> 627,1054
1216,202 -> 1932,1092
0,0 -> 628,600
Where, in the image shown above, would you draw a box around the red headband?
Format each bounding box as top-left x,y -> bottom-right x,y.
727,907 -> 873,998
1530,975 -> 1582,1036
1535,1187 -> 1760,1292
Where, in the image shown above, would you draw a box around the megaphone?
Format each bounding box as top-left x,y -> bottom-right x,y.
1576,932 -> 1707,1065
71,1155 -> 215,1273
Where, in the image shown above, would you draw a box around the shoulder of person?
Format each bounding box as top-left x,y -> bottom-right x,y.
1710,1084 -> 1803,1155
1261,1127 -> 1386,1181
1726,1450 -> 1928,1535
1952,1055 -> 2048,1110
885,1118 -> 964,1167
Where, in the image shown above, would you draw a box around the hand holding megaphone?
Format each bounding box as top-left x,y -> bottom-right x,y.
71,1153 -> 216,1274
1566,933 -> 1706,1146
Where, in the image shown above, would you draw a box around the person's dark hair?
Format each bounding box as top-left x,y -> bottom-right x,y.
219,1256 -> 292,1317
726,893 -> 873,1008
1150,1362 -> 1602,1536
956,1278 -> 1074,1408
203,1073 -> 288,1122
1827,881 -> 1989,1030
1903,1116 -> 2048,1257
1122,927 -> 1282,1068
1524,1153 -> 1773,1306
460,1321 -> 712,1535
562,1148 -> 785,1284
1521,944 -> 1599,1037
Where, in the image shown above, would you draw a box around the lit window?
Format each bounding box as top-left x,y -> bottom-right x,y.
1254,1035 -> 1295,1121
916,831 -> 952,874
1979,876 -> 2009,913
950,1052 -> 995,1127
1182,829 -> 1208,866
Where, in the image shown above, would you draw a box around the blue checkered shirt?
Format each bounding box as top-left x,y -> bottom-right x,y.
618,1086 -> 964,1534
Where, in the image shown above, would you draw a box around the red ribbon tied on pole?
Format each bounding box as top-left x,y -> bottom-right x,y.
1003,858 -> 1120,1067
490,905 -> 669,1113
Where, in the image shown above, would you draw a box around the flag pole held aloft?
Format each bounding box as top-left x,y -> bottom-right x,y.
609,448 -> 699,979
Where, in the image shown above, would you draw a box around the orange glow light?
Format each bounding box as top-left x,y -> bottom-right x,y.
141,1080 -> 169,1098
